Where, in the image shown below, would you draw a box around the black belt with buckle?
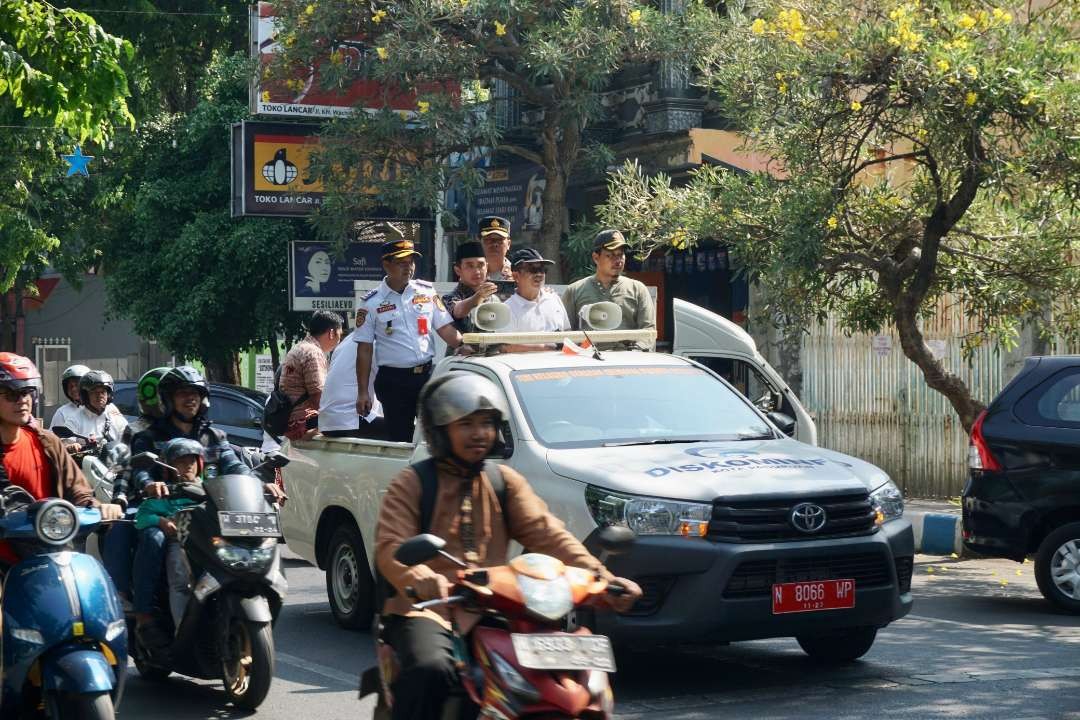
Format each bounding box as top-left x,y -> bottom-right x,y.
384,361 -> 433,375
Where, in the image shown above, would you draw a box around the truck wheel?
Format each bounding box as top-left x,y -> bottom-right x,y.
326,523 -> 375,630
1034,521 -> 1080,614
796,627 -> 877,663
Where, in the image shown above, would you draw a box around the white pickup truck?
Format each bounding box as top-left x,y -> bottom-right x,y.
280,300 -> 913,660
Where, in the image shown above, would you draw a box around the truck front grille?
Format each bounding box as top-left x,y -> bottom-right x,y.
894,556 -> 913,594
708,492 -> 877,543
722,552 -> 893,598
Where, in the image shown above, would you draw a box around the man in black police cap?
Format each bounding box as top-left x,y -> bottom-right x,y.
478,215 -> 513,281
353,225 -> 463,441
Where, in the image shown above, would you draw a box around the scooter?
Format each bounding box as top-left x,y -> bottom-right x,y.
0,485 -> 127,720
360,526 -> 634,719
124,451 -> 288,710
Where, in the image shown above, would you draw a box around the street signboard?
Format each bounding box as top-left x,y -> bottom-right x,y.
289,241 -> 385,312
250,1 -> 422,119
232,121 -> 323,217
254,354 -> 275,394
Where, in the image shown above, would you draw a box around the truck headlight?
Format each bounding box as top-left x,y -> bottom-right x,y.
870,480 -> 904,524
35,500 -> 80,546
586,486 -> 711,537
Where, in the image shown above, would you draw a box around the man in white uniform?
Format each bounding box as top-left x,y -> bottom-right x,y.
354,232 -> 463,442
504,248 -> 569,351
320,310 -> 385,438
67,369 -> 128,445
50,363 -> 91,433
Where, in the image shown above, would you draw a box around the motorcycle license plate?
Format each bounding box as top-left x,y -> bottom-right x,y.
218,511 -> 280,537
772,578 -> 855,614
511,634 -> 616,672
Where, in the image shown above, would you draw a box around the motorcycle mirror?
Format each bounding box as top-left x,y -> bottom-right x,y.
596,525 -> 635,557
394,534 -> 447,567
53,426 -> 75,439
266,452 -> 290,469
129,451 -> 161,470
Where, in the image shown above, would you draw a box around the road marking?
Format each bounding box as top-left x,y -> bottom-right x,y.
276,651 -> 358,687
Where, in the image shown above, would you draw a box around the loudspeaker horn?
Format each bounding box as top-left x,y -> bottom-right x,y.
579,301 -> 622,331
470,300 -> 512,332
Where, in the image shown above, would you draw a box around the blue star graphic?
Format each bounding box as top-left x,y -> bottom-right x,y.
62,145 -> 94,177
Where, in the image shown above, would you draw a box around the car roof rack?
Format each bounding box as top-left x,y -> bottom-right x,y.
461,329 -> 656,352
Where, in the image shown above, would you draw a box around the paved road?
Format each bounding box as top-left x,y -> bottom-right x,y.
117,552 -> 1080,719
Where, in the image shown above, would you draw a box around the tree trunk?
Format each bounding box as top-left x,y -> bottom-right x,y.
269,336 -> 281,372
538,169 -> 567,282
203,353 -> 240,384
893,298 -> 985,434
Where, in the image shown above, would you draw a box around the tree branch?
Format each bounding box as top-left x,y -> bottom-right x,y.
497,143 -> 543,165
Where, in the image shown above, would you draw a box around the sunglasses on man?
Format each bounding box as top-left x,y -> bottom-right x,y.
0,387 -> 37,403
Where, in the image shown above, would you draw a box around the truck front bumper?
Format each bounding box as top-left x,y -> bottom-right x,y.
583,519 -> 914,644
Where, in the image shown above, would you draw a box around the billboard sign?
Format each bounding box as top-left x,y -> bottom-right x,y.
289,241 -> 386,312
251,1 -> 421,118
232,121 -> 324,217
446,163 -> 546,237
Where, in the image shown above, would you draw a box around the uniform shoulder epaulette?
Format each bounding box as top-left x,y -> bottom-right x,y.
413,279 -> 433,288
360,288 -> 379,301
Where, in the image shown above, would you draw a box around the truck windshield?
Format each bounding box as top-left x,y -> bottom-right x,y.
510,365 -> 775,448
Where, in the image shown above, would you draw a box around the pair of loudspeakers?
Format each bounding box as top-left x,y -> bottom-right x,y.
469,299 -> 623,332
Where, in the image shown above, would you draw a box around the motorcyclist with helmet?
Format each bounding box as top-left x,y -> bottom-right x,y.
62,369 -> 128,449
127,365 -> 285,646
0,353 -> 123,570
100,366 -> 170,607
48,363 -> 91,433
374,373 -> 643,720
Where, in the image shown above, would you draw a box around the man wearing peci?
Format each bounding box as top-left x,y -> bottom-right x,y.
354,227 -> 465,442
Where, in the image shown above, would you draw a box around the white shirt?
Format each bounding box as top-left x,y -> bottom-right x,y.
319,329 -> 383,432
504,289 -> 571,333
49,401 -> 82,432
66,404 -> 128,444
355,278 -> 454,368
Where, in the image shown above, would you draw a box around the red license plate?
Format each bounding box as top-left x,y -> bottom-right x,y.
772,579 -> 856,614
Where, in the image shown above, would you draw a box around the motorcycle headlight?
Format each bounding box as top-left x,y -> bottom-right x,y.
212,537 -> 275,572
35,500 -> 79,545
586,486 -> 711,537
870,480 -> 904,524
516,574 -> 574,622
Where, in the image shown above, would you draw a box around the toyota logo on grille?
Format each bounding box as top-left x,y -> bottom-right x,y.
790,503 -> 827,533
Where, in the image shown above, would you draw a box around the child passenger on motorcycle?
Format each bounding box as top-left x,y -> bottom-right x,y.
132,437 -> 202,645
374,374 -> 643,720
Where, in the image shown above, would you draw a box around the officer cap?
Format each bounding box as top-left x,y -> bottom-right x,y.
479,215 -> 510,239
380,223 -> 421,261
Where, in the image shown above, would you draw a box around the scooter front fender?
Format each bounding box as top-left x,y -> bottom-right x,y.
225,593 -> 273,624
42,646 -> 116,693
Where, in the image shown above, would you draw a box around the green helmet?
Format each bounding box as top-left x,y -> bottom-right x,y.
136,366 -> 170,419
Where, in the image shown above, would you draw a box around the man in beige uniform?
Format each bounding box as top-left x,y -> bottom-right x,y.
562,229 -> 655,332
478,215 -> 513,281
374,374 -> 641,720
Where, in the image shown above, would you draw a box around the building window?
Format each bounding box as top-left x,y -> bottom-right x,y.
33,338 -> 71,408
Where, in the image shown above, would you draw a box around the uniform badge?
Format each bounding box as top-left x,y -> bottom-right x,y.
361,288 -> 379,301
377,303 -> 396,314
385,321 -> 394,336
434,296 -> 446,311
412,295 -> 431,305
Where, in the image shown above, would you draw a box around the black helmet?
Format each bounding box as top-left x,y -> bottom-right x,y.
78,370 -> 115,407
158,365 -> 210,421
417,373 -> 508,459
61,364 -> 91,403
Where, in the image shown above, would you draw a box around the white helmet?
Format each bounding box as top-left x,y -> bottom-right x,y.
61,364 -> 92,403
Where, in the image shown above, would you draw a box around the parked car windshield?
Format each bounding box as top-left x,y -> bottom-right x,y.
510,365 -> 774,448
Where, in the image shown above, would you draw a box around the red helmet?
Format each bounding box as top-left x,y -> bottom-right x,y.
0,353 -> 43,394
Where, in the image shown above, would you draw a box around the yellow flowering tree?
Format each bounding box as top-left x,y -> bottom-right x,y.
268,0 -> 713,278
602,0 -> 1078,431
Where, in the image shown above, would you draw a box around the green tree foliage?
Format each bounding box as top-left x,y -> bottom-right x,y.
602,0 -> 1079,430
0,0 -> 134,293
101,54 -> 307,380
268,0 -> 714,278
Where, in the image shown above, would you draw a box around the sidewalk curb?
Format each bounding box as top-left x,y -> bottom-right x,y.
907,508 -> 965,556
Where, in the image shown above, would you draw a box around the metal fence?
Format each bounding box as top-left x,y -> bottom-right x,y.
799,304 -> 1013,498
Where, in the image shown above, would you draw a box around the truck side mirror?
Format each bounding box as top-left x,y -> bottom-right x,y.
767,411 -> 797,437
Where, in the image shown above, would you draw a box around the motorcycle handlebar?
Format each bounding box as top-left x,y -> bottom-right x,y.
411,594 -> 468,611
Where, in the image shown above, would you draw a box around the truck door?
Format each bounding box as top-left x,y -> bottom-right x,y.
672,298 -> 817,445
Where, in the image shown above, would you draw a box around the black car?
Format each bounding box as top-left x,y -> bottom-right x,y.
113,381 -> 267,448
963,355 -> 1080,613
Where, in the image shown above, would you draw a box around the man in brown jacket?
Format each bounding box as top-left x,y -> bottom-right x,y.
0,353 -> 120,568
374,373 -> 642,720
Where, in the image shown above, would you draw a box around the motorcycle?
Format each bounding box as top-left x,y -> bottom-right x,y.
123,451 -> 288,710
50,429 -> 130,506
360,526 -> 634,719
0,486 -> 127,720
